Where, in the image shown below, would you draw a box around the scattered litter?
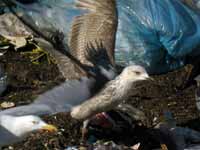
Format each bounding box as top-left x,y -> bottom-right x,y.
1,102 -> 15,108
0,45 -> 9,50
131,143 -> 140,150
65,146 -> 78,150
8,146 -> 14,150
1,35 -> 27,49
160,144 -> 168,150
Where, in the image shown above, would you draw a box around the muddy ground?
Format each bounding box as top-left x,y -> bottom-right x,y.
0,47 -> 200,150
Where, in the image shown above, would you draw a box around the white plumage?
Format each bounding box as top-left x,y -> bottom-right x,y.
0,115 -> 57,148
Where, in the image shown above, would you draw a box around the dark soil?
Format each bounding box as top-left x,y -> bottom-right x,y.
1,48 -> 200,150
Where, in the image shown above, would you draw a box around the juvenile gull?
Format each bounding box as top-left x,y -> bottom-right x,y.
71,65 -> 150,120
0,115 -> 57,148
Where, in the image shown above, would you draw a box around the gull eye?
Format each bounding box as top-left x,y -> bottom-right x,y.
32,121 -> 39,124
134,71 -> 141,75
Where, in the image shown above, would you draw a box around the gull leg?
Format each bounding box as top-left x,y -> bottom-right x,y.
185,65 -> 194,82
81,119 -> 90,143
183,61 -> 200,89
180,65 -> 194,89
80,112 -> 119,143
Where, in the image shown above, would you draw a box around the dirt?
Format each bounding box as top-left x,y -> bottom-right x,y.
0,47 -> 200,150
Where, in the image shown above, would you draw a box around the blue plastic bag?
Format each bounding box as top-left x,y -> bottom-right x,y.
115,0 -> 200,74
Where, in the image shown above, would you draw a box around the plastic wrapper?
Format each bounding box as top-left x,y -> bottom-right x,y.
4,0 -> 200,74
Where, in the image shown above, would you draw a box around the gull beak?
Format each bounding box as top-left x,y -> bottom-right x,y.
148,77 -> 155,81
41,124 -> 58,132
143,74 -> 151,80
142,74 -> 154,82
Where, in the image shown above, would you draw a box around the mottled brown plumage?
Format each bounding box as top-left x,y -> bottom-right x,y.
69,0 -> 118,66
71,65 -> 150,120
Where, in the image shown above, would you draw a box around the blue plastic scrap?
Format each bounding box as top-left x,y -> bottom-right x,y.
65,146 -> 78,150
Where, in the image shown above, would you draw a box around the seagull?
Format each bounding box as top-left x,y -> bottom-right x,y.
0,115 -> 57,148
70,64 -> 150,141
71,65 -> 150,120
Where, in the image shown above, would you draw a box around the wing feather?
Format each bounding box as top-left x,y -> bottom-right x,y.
69,0 -> 118,66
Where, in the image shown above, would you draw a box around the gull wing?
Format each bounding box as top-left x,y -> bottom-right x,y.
0,77 -> 94,116
69,0 -> 118,66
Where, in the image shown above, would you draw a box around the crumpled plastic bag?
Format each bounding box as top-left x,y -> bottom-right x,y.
4,0 -> 200,74
115,0 -> 200,74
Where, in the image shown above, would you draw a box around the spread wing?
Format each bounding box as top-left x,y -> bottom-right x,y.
69,0 -> 118,66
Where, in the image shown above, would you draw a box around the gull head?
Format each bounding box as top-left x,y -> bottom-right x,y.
119,65 -> 149,82
0,115 -> 57,137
